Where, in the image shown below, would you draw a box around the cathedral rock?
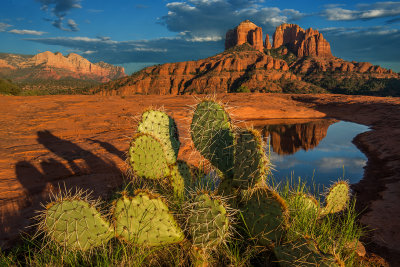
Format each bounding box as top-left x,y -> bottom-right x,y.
226,21 -> 333,58
273,23 -> 332,58
225,20 -> 267,52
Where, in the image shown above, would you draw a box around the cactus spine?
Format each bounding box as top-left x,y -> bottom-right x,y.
273,237 -> 340,267
138,110 -> 180,165
233,128 -> 269,188
241,186 -> 289,246
321,181 -> 350,215
112,190 -> 184,246
128,133 -> 170,179
191,100 -> 235,178
40,193 -> 113,251
186,193 -> 231,249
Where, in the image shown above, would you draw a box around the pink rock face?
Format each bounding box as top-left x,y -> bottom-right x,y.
225,20 -> 264,52
273,24 -> 333,58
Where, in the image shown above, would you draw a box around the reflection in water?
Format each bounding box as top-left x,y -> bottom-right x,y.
255,120 -> 369,187
260,119 -> 337,155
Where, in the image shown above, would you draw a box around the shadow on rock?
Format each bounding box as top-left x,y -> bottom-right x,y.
0,130 -> 125,249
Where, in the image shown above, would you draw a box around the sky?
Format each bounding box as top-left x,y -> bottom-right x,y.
1,0 -> 400,74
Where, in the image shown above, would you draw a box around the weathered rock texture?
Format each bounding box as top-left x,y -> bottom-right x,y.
0,51 -> 126,83
93,48 -> 306,95
291,57 -> 396,78
225,20 -> 264,52
272,23 -> 332,58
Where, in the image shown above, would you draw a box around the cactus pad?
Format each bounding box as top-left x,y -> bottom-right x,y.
241,186 -> 288,246
322,181 -> 350,215
273,238 -> 339,267
138,110 -> 180,164
191,100 -> 235,177
43,199 -> 113,251
186,193 -> 230,249
289,193 -> 319,216
233,128 -> 268,188
113,191 -> 184,246
169,160 -> 193,199
129,133 -> 170,179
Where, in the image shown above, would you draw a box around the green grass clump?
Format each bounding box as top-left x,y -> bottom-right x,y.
276,178 -> 364,266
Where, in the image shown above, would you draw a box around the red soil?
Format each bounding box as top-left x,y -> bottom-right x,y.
0,93 -> 399,264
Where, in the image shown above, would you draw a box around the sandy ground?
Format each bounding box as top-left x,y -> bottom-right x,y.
0,93 -> 399,264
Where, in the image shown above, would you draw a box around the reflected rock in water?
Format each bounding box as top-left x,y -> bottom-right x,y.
259,119 -> 337,155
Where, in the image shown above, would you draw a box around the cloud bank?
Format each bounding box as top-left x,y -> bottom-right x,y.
36,0 -> 81,31
159,0 -> 305,38
9,29 -> 47,36
323,2 -> 400,21
25,32 -> 224,64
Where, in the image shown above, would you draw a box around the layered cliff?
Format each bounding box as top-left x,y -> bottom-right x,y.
272,23 -> 332,58
0,52 -> 126,83
93,45 -> 309,95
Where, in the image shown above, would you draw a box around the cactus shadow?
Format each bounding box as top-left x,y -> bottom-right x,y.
1,130 -> 124,248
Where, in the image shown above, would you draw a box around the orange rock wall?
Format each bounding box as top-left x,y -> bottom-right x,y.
94,51 -> 296,95
273,24 -> 332,58
225,20 -> 264,52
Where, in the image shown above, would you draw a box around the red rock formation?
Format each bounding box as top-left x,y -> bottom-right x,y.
93,49 -> 300,95
0,51 -> 126,83
264,34 -> 272,49
225,20 -> 264,52
272,24 -> 332,58
291,57 -> 400,79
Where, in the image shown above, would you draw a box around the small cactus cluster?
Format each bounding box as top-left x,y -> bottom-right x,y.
38,99 -> 354,266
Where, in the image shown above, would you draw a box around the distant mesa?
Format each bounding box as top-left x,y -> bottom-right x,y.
0,51 -> 125,83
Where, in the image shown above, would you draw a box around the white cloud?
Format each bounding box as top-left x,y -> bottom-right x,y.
0,22 -> 12,32
8,29 -> 47,36
25,33 -> 224,64
317,157 -> 366,172
323,2 -> 400,21
67,19 -> 79,32
159,0 -> 305,38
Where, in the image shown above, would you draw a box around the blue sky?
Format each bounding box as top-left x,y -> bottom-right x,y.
1,0 -> 400,74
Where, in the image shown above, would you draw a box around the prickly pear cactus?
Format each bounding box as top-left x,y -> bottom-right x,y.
233,128 -> 269,188
169,160 -> 193,199
321,181 -> 349,215
138,110 -> 180,164
190,100 -> 235,178
273,237 -> 339,267
186,193 -> 230,249
241,186 -> 288,246
41,198 -> 113,251
128,133 -> 170,179
112,190 -> 184,246
289,193 -> 319,216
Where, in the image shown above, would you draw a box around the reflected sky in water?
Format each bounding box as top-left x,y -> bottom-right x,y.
262,121 -> 369,188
